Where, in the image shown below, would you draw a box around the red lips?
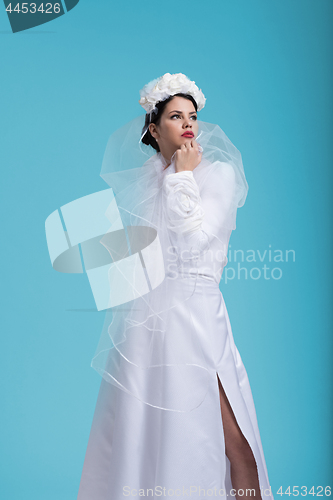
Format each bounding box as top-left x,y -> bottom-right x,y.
182,132 -> 194,138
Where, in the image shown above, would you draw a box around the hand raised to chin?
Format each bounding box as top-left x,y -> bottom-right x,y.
174,140 -> 202,173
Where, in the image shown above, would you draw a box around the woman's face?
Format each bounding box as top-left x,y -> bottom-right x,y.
149,96 -> 199,161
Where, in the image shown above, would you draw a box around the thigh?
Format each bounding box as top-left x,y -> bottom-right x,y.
217,373 -> 253,462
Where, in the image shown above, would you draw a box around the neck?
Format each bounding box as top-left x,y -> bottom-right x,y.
159,151 -> 172,170
159,145 -> 176,166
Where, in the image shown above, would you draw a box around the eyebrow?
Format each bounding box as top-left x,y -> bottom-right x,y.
168,110 -> 197,114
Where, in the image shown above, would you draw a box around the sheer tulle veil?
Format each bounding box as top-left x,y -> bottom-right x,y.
90,114 -> 248,412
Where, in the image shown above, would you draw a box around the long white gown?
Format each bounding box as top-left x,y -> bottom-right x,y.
77,142 -> 274,499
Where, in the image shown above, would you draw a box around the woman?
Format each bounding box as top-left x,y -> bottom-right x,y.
77,73 -> 273,500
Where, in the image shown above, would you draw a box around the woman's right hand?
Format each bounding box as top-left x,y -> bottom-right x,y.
174,140 -> 202,173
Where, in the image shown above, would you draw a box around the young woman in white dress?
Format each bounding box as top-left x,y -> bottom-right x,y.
77,73 -> 273,500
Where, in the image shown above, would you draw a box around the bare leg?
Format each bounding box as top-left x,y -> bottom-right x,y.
217,374 -> 262,500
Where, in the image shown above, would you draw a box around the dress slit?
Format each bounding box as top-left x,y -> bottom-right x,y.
216,371 -> 262,495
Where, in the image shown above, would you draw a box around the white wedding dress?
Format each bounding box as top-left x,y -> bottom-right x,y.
76,127 -> 274,499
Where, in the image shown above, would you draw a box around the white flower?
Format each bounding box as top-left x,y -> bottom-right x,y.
169,80 -> 182,91
139,73 -> 206,114
163,172 -> 205,234
177,73 -> 188,84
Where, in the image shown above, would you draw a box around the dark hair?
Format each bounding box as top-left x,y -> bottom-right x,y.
141,93 -> 198,152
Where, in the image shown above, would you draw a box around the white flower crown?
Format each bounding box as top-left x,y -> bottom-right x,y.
139,72 -> 206,115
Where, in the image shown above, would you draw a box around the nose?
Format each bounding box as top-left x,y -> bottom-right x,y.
183,117 -> 192,128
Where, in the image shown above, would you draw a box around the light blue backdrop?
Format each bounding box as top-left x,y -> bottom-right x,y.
0,1 -> 332,499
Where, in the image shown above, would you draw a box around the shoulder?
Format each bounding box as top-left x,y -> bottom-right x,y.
195,160 -> 236,190
208,161 -> 235,179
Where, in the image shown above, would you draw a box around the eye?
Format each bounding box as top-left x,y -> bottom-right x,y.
170,114 -> 197,120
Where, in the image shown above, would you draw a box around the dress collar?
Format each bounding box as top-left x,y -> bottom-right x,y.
154,152 -> 176,175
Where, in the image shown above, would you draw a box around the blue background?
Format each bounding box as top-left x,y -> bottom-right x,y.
0,1 -> 332,498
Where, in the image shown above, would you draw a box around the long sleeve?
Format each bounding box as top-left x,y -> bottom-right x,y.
162,162 -> 238,259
